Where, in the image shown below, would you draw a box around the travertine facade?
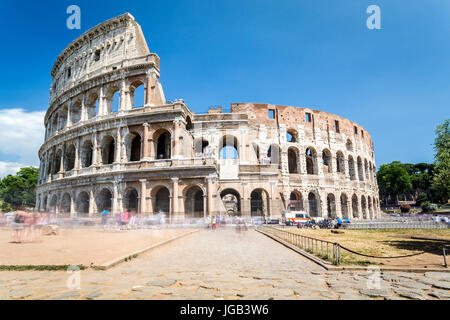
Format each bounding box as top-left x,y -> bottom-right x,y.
36,13 -> 380,220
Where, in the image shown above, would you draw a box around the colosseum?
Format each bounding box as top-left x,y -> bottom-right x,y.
35,13 -> 380,221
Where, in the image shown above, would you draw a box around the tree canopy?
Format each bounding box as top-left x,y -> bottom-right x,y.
431,119 -> 450,203
0,167 -> 39,211
377,161 -> 412,200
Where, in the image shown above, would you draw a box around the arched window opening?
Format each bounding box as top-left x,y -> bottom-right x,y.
76,192 -> 90,216
53,151 -> 62,174
357,157 -> 364,181
130,81 -> 145,108
348,156 -> 356,180
340,194 -> 348,218
220,189 -> 241,216
81,141 -> 93,168
107,86 -> 120,114
64,144 -> 76,171
184,186 -> 204,218
86,93 -> 98,119
130,135 -> 141,162
49,195 -> 58,214
289,191 -> 303,211
336,151 -> 345,173
306,148 -> 317,175
102,136 -> 115,165
267,144 -> 280,165
368,196 -> 373,219
124,188 -> 139,213
96,188 -> 112,213
156,131 -> 171,159
61,193 -> 71,216
250,189 -> 269,217
322,149 -> 332,173
154,187 -> 170,214
327,193 -> 336,218
352,194 -> 359,218
288,148 -> 298,173
220,135 -> 239,159
286,130 -> 296,142
59,107 -> 68,129
71,100 -> 82,124
186,117 -> 193,131
361,196 -> 367,219
346,139 -> 353,151
308,192 -> 319,217
194,139 -> 210,157
364,159 -> 369,180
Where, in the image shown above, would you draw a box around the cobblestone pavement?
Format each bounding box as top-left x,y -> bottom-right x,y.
0,228 -> 449,300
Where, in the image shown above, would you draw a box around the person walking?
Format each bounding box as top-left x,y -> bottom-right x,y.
100,209 -> 110,230
121,210 -> 130,230
11,211 -> 25,243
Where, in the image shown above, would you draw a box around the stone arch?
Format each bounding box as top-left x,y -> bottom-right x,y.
326,193 -> 337,218
51,114 -> 59,134
81,140 -> 93,168
101,135 -> 115,165
336,151 -> 345,174
348,155 -> 356,180
105,85 -> 120,113
352,194 -> 359,218
49,194 -> 58,214
130,80 -> 145,108
219,135 -> 239,159
289,190 -> 304,211
184,185 -> 204,218
154,129 -> 171,159
361,195 -> 367,219
288,147 -> 299,173
368,195 -> 373,219
194,138 -> 210,157
152,186 -> 170,214
364,159 -> 369,180
53,149 -> 62,174
64,144 -> 76,171
186,116 -> 193,131
220,188 -> 241,216
305,147 -> 318,175
357,156 -> 364,181
286,129 -> 297,142
340,193 -> 349,218
307,191 -> 320,217
71,99 -> 82,124
60,193 -> 71,216
86,91 -> 99,119
96,188 -> 112,213
123,187 -> 139,212
59,106 -> 68,129
76,191 -> 90,216
268,144 -> 280,165
322,149 -> 332,173
124,132 -> 142,162
250,188 -> 270,217
346,139 -> 353,151
253,143 -> 260,163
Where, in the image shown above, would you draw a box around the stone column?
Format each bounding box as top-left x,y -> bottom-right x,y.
173,117 -> 183,159
74,138 -> 80,171
119,79 -> 128,111
70,193 -> 76,218
67,103 -> 72,127
92,133 -> 99,166
115,127 -> 122,163
139,179 -> 147,214
142,123 -> 150,159
207,175 -> 217,216
81,94 -> 86,121
241,182 -> 250,217
171,177 -> 179,221
149,138 -> 156,159
112,182 -> 119,215
269,180 -> 279,219
59,147 -> 65,174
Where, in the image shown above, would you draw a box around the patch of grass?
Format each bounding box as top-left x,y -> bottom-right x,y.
124,254 -> 139,262
0,264 -> 88,271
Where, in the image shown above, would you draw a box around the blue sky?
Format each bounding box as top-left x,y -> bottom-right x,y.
0,0 -> 448,176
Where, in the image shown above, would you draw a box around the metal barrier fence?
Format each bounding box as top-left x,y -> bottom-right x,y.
343,221 -> 448,230
258,225 -> 341,265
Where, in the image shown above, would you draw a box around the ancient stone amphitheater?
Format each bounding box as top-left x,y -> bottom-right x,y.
35,13 -> 380,221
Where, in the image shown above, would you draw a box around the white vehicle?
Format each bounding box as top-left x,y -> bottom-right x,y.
283,211 -> 312,225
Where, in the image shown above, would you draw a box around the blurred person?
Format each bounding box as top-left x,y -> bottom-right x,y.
100,208 -> 110,230
11,210 -> 25,243
121,210 -> 130,229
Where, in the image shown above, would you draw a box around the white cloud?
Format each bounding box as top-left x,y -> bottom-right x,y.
0,108 -> 45,166
0,161 -> 35,178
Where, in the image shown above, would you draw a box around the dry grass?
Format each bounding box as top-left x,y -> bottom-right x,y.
280,228 -> 450,267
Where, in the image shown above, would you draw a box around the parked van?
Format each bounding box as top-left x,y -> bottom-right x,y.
283,211 -> 311,225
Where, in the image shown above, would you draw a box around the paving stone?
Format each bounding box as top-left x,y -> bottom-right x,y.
146,279 -> 176,287
430,280 -> 450,290
392,288 -> 426,300
51,290 -> 81,300
339,293 -> 372,300
9,289 -> 33,299
392,280 -> 431,291
359,289 -> 392,298
131,285 -> 145,292
424,272 -> 450,281
84,291 -> 104,300
428,290 -> 450,299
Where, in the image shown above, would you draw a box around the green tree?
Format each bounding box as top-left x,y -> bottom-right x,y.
377,161 -> 413,203
0,167 -> 39,210
431,119 -> 450,203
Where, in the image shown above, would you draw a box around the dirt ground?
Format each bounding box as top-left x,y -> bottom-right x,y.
0,227 -> 195,266
283,228 -> 450,268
